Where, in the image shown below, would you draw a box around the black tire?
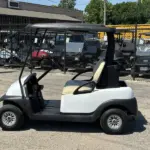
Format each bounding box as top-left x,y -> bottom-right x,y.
131,68 -> 139,79
0,105 -> 24,131
41,59 -> 51,69
100,109 -> 127,134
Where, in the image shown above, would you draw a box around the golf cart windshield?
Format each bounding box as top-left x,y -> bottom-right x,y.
136,44 -> 150,56
137,38 -> 144,45
67,34 -> 84,43
136,32 -> 150,56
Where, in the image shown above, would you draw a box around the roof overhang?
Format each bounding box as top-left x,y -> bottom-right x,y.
26,23 -> 116,33
0,7 -> 81,22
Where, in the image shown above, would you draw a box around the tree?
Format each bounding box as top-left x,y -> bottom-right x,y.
84,0 -> 150,25
111,2 -> 138,24
58,0 -> 76,9
51,5 -> 58,7
141,0 -> 150,23
84,0 -> 113,24
111,1 -> 150,24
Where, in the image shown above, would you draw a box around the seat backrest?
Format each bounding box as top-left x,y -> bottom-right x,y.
93,60 -> 105,83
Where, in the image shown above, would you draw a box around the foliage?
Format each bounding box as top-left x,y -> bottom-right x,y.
51,5 -> 58,7
85,0 -> 112,24
58,0 -> 76,9
85,0 -> 150,25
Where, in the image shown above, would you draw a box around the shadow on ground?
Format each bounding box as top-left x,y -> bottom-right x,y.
22,111 -> 147,135
124,111 -> 148,134
0,71 -> 16,74
25,121 -> 101,133
141,75 -> 150,79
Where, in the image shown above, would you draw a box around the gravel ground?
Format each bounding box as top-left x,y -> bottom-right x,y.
0,68 -> 149,150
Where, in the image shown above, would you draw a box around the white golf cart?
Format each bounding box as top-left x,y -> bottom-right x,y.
0,23 -> 138,134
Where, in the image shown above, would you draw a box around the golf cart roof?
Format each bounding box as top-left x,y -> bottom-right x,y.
115,32 -> 123,35
26,23 -> 116,33
139,32 -> 150,36
116,29 -> 135,33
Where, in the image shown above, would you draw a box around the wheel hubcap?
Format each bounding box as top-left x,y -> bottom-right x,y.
107,114 -> 122,130
2,111 -> 17,127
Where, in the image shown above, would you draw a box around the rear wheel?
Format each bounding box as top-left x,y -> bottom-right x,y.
100,109 -> 127,134
0,105 -> 24,131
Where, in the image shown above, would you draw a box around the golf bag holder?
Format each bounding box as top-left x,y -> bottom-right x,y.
97,65 -> 119,89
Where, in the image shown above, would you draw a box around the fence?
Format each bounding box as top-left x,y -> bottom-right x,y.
98,24 -> 150,40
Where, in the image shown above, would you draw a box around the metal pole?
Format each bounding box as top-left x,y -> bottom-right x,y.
104,0 -> 106,25
132,0 -> 139,80
9,22 -> 13,65
64,31 -> 67,74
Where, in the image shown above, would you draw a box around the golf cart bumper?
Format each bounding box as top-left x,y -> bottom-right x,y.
126,97 -> 138,121
0,94 -> 6,101
135,56 -> 150,73
135,64 -> 150,73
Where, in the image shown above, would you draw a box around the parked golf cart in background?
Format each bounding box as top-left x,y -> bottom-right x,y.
31,32 -> 57,69
0,30 -> 23,67
114,29 -> 136,72
98,29 -> 135,74
60,32 -> 101,70
131,32 -> 150,78
31,28 -> 102,71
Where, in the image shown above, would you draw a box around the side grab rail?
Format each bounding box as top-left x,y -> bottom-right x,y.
72,68 -> 93,80
73,81 -> 96,95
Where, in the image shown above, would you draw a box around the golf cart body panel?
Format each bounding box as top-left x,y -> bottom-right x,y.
0,73 -> 137,122
3,73 -> 134,115
6,76 -> 28,97
61,87 -> 134,113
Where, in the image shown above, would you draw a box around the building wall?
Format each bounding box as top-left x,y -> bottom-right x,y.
0,0 -> 83,21
0,0 -> 7,7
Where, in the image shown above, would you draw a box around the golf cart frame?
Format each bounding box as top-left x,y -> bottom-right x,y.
0,23 -> 137,134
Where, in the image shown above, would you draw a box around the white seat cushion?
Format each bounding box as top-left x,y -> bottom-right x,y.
62,80 -> 93,95
62,61 -> 105,95
93,61 -> 105,82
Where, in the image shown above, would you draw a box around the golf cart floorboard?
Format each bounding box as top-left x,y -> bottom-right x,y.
44,100 -> 61,109
31,100 -> 94,122
42,100 -> 61,114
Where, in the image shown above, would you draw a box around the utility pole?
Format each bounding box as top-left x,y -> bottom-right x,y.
132,0 -> 139,80
104,0 -> 106,25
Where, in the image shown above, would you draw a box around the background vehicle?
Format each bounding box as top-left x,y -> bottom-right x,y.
31,31 -> 102,70
0,49 -> 21,67
131,32 -> 150,78
99,29 -> 135,74
115,29 -> 136,70
61,33 -> 101,69
0,32 -> 24,67
31,35 -> 57,68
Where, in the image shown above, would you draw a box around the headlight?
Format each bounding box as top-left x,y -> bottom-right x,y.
75,57 -> 80,61
62,56 -> 64,60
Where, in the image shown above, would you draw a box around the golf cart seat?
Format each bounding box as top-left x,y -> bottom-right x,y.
62,61 -> 105,95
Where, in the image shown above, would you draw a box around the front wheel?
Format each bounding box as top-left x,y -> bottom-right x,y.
0,105 -> 24,131
100,109 -> 127,134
